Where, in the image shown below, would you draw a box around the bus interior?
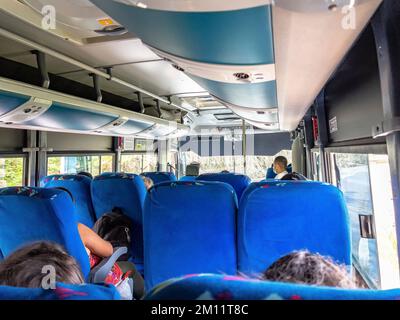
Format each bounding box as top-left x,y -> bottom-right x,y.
0,0 -> 400,300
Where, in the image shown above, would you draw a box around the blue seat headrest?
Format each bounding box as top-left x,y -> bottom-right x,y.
0,187 -> 90,279
196,173 -> 251,200
91,173 -> 147,267
266,167 -> 277,179
179,176 -> 197,182
0,283 -> 120,300
141,172 -> 177,184
238,181 -> 351,275
41,174 -> 96,227
144,181 -> 238,291
144,274 -> 400,300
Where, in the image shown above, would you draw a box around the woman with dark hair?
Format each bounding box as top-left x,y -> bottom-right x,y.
262,250 -> 355,288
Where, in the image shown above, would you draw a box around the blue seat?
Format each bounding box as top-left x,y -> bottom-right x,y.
179,176 -> 197,182
0,282 -> 120,300
266,166 -> 277,179
287,163 -> 292,173
91,173 -> 147,270
196,173 -> 251,200
141,172 -> 177,184
238,181 -> 351,275
41,174 -> 96,227
144,274 -> 400,300
0,187 -> 90,279
143,181 -> 238,291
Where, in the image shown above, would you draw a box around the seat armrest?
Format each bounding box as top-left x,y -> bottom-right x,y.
88,247 -> 128,284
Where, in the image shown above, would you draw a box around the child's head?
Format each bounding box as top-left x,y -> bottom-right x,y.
273,156 -> 288,174
0,241 -> 84,288
262,250 -> 355,288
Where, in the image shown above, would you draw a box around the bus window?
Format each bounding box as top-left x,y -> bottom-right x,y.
368,154 -> 400,289
332,153 -> 400,288
47,155 -> 113,177
0,157 -> 25,187
120,153 -> 158,174
180,150 -> 292,180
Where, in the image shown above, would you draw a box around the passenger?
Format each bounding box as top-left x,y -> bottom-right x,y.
77,171 -> 93,179
273,156 -> 289,179
78,222 -> 145,299
261,250 -> 355,288
281,172 -> 307,181
220,170 -> 230,173
53,186 -> 144,298
140,175 -> 154,190
0,241 -> 84,288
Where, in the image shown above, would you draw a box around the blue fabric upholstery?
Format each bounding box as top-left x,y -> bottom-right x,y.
196,173 -> 251,200
141,172 -> 177,185
266,167 -> 277,179
0,187 -> 90,279
179,176 -> 197,182
41,174 -> 96,228
0,282 -> 120,300
287,164 -> 292,173
144,274 -> 400,300
238,181 -> 351,275
91,173 -> 147,268
143,181 -> 238,291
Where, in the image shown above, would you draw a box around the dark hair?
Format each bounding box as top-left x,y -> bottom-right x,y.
281,172 -> 307,181
77,171 -> 93,179
273,156 -> 288,168
0,241 -> 84,288
220,170 -> 230,174
52,187 -> 75,203
262,251 -> 355,288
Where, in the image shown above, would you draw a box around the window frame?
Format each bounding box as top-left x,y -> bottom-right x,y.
46,152 -> 115,176
120,151 -> 159,174
0,152 -> 28,187
324,145 -> 400,289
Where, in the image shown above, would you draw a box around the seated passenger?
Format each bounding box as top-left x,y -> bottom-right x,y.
281,172 -> 308,181
140,175 -> 154,190
220,170 -> 230,173
261,250 -> 355,288
0,241 -> 84,288
77,171 -> 93,179
52,187 -> 144,298
78,223 -> 145,299
273,156 -> 289,179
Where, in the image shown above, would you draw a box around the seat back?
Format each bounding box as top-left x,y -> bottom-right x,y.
143,181 -> 238,291
238,181 -> 351,275
0,282 -> 120,300
144,274 -> 400,300
141,172 -> 177,185
91,173 -> 147,267
179,176 -> 197,182
41,174 -> 96,227
196,173 -> 251,200
0,187 -> 90,278
266,166 -> 276,179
